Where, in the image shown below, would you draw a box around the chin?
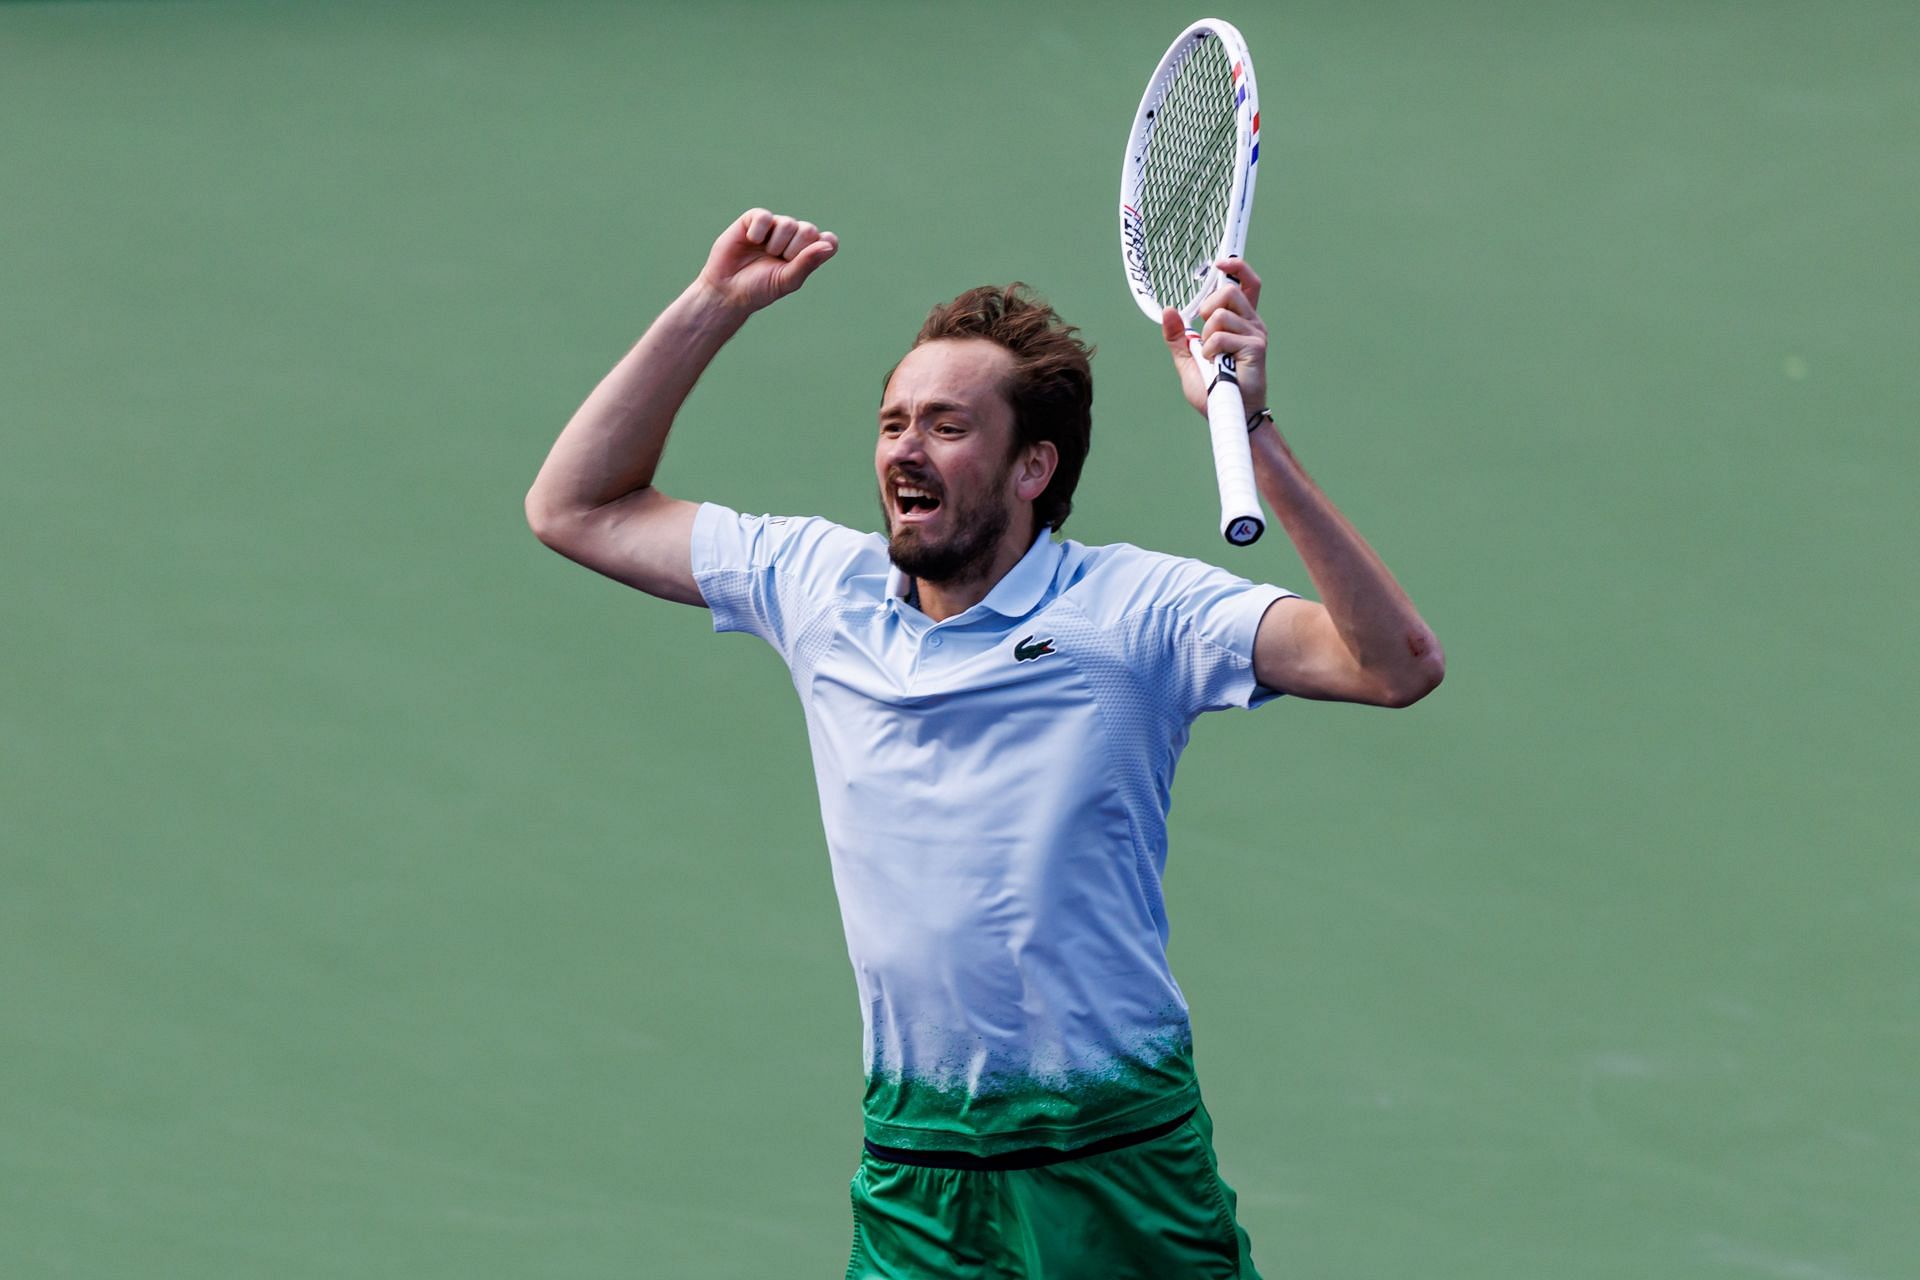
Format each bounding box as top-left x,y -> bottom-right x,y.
888,527 -> 990,585
879,489 -> 1014,587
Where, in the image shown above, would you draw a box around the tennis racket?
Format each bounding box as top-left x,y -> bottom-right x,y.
1119,18 -> 1264,547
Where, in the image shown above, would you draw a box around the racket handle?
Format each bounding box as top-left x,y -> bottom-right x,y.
1189,335 -> 1265,546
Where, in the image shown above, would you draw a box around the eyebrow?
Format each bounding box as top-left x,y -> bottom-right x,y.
878,399 -> 976,421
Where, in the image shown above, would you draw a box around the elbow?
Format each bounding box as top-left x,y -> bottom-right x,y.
523,488 -> 576,552
1376,635 -> 1446,708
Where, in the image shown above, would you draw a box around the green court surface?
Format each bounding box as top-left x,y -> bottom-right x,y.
4,2 -> 1915,1276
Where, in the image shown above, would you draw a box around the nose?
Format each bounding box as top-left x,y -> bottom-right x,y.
880,424 -> 927,468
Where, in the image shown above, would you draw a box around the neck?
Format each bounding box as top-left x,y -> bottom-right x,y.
913,517 -> 1040,622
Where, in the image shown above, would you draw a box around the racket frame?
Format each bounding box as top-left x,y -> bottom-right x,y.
1119,18 -> 1265,546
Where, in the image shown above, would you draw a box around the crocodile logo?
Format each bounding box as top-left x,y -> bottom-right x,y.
1013,635 -> 1056,663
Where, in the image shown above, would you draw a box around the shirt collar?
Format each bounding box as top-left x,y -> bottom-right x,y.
885,529 -> 1062,621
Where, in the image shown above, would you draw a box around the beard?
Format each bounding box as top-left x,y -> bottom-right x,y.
880,483 -> 1012,587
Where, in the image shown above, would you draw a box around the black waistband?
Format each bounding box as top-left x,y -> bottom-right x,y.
862,1107 -> 1197,1172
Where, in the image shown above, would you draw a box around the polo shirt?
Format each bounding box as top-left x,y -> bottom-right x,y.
691,502 -> 1294,1157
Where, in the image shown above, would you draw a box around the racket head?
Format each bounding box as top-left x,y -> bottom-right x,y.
1119,18 -> 1261,326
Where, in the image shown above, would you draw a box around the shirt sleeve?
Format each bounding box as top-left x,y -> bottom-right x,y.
690,502 -> 874,663
1097,547 -> 1295,717
1168,563 -> 1294,714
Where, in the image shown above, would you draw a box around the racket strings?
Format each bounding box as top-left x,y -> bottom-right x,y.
1136,41 -> 1237,314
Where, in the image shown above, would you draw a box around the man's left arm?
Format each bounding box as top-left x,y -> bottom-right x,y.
1159,261 -> 1445,707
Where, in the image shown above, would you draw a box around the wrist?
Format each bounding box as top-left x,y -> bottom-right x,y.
678,277 -> 755,332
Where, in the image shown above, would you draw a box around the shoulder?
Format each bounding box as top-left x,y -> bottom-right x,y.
693,503 -> 888,592
1055,538 -> 1295,710
1054,538 -> 1280,626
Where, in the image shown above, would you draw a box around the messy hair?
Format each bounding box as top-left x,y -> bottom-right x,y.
911,285 -> 1093,533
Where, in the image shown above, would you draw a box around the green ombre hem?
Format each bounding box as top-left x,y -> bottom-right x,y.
861,1039 -> 1201,1158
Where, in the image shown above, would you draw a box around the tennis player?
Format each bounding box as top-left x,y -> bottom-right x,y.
526,210 -> 1443,1279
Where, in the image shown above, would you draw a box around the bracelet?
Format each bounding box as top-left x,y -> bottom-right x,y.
1245,406 -> 1273,433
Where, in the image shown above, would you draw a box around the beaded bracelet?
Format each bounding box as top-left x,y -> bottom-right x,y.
1245,407 -> 1274,433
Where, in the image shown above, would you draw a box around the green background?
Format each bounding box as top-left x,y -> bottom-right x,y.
4,2 -> 1914,1276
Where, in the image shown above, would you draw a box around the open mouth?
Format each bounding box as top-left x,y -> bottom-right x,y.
893,483 -> 943,520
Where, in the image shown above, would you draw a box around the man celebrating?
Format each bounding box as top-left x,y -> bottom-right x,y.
526,209 -> 1442,1278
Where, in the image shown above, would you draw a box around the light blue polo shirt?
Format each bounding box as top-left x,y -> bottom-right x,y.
691,502 -> 1294,1156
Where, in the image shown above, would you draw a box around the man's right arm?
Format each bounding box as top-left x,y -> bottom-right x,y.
524,210 -> 837,604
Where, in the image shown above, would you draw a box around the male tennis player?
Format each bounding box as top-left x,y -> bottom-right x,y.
526,210 -> 1442,1279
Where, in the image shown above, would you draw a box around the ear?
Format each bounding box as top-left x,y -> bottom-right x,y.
1014,441 -> 1059,504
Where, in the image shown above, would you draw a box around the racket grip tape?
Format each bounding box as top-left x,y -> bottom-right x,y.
1190,337 -> 1265,546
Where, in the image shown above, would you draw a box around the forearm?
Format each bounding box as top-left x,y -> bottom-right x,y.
1252,423 -> 1444,701
527,280 -> 749,522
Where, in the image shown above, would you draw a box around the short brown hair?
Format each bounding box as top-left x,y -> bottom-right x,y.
912,285 -> 1093,533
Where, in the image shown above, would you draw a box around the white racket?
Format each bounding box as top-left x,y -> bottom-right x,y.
1119,18 -> 1264,547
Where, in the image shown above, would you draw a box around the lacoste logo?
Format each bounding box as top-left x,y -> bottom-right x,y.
1013,635 -> 1056,663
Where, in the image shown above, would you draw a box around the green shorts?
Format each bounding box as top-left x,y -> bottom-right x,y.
846,1100 -> 1262,1280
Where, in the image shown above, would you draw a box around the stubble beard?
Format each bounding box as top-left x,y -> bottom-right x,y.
880,486 -> 1012,588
